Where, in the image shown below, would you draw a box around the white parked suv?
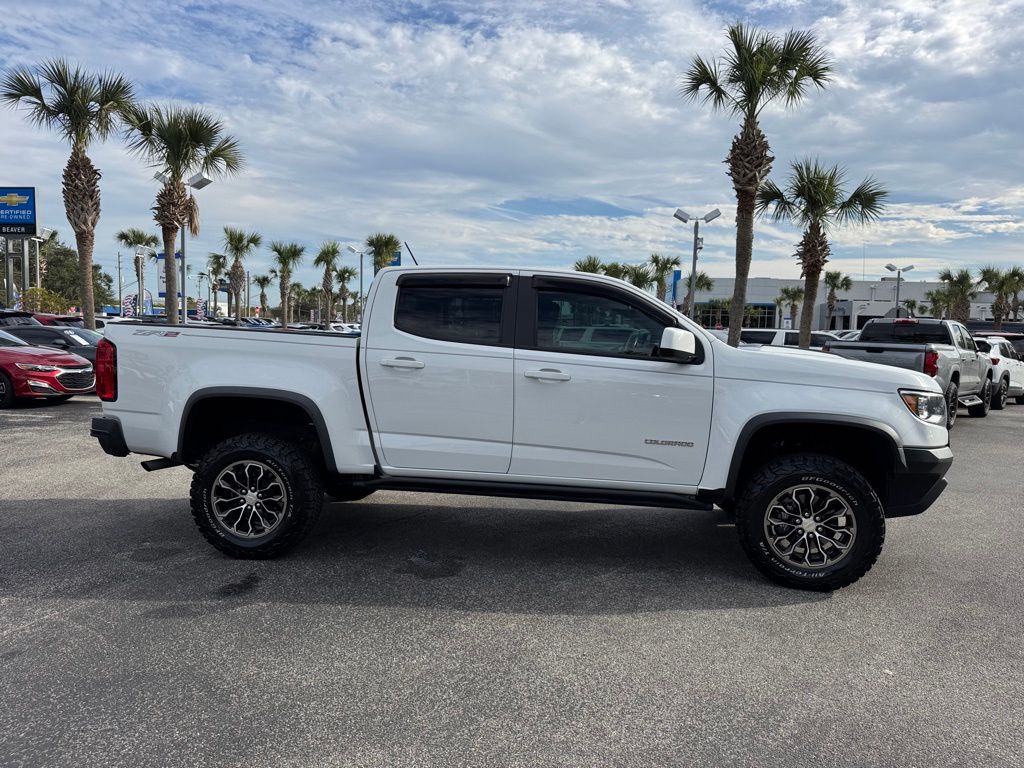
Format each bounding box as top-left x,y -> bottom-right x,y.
975,336 -> 1024,408
740,328 -> 838,350
90,268 -> 953,591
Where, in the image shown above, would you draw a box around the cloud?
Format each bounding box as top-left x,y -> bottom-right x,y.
0,0 -> 1020,297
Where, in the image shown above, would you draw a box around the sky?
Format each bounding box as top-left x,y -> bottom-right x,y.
1,0 -> 1022,300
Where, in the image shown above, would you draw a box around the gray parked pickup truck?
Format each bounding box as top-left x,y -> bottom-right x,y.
824,318 -> 992,428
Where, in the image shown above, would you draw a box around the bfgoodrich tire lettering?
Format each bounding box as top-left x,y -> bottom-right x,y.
735,454 -> 885,591
189,432 -> 323,558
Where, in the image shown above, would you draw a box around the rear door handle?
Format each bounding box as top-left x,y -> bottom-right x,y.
380,357 -> 425,369
524,368 -> 571,382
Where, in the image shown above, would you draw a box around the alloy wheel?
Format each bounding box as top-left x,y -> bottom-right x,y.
763,484 -> 857,569
210,460 -> 289,539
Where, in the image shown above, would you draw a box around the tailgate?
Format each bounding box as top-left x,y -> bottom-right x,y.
827,342 -> 925,373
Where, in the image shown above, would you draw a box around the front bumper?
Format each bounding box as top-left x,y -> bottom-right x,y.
886,445 -> 953,517
90,416 -> 130,457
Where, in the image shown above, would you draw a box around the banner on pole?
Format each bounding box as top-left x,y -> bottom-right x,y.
156,252 -> 182,298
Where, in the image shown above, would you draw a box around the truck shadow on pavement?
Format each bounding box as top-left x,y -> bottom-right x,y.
3,494 -> 830,616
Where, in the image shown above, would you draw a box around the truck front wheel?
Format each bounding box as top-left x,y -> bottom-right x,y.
735,454 -> 885,591
189,433 -> 324,558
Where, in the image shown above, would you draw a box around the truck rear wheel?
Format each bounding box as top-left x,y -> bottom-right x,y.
968,379 -> 992,417
189,433 -> 323,558
735,454 -> 885,591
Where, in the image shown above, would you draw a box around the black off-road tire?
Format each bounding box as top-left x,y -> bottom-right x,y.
945,381 -> 959,429
189,432 -> 323,558
968,379 -> 992,417
735,453 -> 885,592
991,377 -> 1009,410
0,371 -> 14,408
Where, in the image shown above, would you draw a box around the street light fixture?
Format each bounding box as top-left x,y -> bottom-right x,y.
885,263 -> 915,309
673,208 -> 722,316
347,244 -> 369,322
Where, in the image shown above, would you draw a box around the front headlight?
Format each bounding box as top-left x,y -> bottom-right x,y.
15,363 -> 59,373
900,389 -> 947,425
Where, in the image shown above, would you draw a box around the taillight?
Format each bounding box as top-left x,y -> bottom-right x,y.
991,357 -> 999,365
822,344 -> 830,353
924,350 -> 939,377
96,338 -> 117,401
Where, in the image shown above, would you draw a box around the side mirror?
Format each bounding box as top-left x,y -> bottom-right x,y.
51,338 -> 69,348
658,327 -> 697,362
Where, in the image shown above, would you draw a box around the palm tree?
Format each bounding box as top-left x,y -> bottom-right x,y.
573,255 -> 604,273
270,241 -> 304,326
603,262 -> 628,280
680,271 -> 715,316
365,233 -> 401,274
115,228 -> 158,307
623,263 -> 656,290
937,269 -> 976,323
252,274 -> 272,318
207,252 -> 227,318
779,286 -> 804,328
335,265 -> 358,322
918,304 -> 930,317
757,159 -> 887,348
648,253 -> 681,304
125,104 -> 242,325
902,298 -> 918,317
978,266 -> 1024,330
221,227 -> 261,321
773,294 -> 785,327
823,270 -> 853,331
925,288 -> 951,320
682,24 -> 832,347
313,241 -> 341,321
2,60 -> 135,328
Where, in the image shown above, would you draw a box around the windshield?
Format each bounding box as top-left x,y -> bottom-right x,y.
62,328 -> 101,345
859,322 -> 952,344
0,329 -> 28,347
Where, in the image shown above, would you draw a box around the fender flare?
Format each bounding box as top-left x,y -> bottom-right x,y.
723,412 -> 905,498
177,386 -> 336,468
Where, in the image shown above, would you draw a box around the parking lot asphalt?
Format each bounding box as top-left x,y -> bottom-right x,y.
1,396 -> 1023,768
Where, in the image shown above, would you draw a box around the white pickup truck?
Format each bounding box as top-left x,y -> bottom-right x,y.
91,268 -> 953,591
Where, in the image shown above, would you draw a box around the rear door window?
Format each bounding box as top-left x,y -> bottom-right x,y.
394,276 -> 509,346
859,322 -> 952,344
741,330 -> 777,344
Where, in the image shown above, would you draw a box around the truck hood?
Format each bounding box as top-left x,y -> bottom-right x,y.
711,338 -> 941,394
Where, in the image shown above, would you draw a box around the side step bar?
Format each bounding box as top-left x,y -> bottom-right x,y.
348,475 -> 714,511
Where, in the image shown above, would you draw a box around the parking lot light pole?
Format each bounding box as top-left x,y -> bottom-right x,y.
885,263 -> 914,309
673,208 -> 721,316
347,244 -> 369,322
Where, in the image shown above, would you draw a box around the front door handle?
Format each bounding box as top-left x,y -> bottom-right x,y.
524,368 -> 571,382
380,357 -> 425,369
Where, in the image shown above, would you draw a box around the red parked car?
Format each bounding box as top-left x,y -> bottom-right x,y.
0,329 -> 95,407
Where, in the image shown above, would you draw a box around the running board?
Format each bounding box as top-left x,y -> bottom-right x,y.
352,476 -> 714,511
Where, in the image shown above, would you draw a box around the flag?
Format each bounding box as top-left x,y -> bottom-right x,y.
12,284 -> 22,311
122,294 -> 137,318
195,297 -> 206,318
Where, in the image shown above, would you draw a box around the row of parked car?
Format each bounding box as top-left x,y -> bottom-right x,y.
0,309 -> 363,408
2,307 -> 1023,430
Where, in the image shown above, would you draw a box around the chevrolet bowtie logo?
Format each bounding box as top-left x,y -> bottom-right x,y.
0,193 -> 29,206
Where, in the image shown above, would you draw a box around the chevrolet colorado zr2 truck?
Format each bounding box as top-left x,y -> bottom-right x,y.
90,268 -> 953,591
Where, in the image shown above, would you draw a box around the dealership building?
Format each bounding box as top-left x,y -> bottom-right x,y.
669,272 -> 1001,331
